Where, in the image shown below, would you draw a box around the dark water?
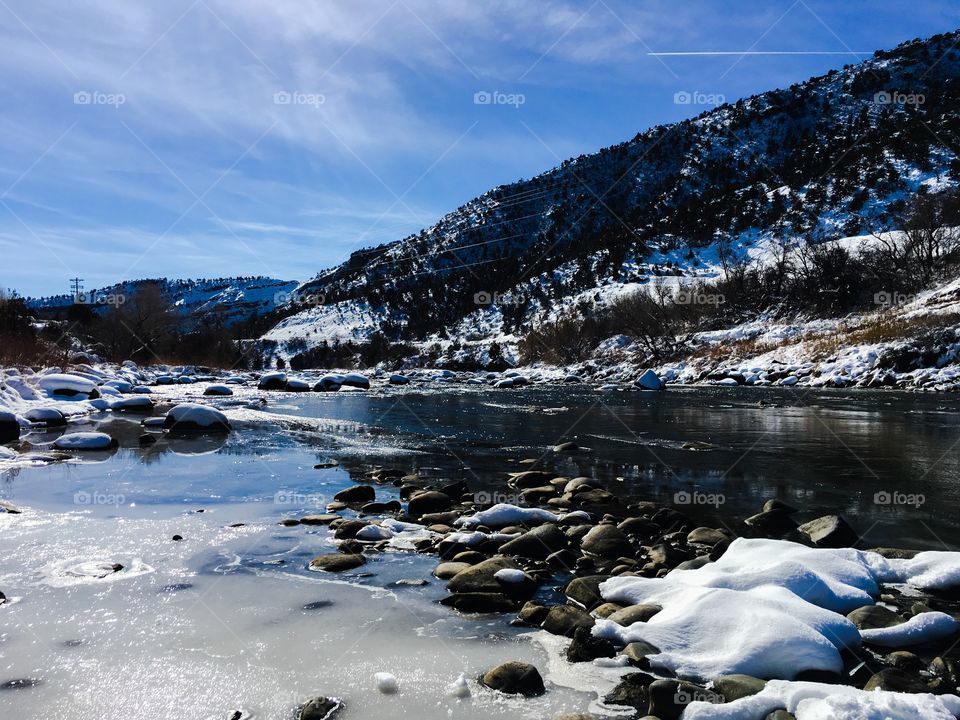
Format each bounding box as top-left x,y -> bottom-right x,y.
4,386 -> 960,549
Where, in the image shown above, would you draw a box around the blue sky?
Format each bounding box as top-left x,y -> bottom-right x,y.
1,1 -> 958,297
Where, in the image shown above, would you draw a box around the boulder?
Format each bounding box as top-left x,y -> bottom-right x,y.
686,527 -> 729,545
0,411 -> 19,443
333,485 -> 376,503
447,557 -> 519,594
499,523 -> 568,559
565,575 -> 610,610
566,626 -> 617,662
480,661 -> 544,697
712,674 -> 766,701
308,554 -> 365,572
257,372 -> 287,390
541,604 -> 595,637
407,490 -> 453,519
607,604 -> 661,626
847,605 -> 904,630
863,668 -> 930,693
23,408 -> 66,427
798,515 -> 859,548
603,672 -> 655,714
161,404 -> 231,433
581,524 -> 633,559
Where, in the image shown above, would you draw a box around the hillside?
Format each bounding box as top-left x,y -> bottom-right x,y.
264,30 -> 960,361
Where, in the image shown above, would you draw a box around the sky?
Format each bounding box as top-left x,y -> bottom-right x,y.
1,1 -> 958,297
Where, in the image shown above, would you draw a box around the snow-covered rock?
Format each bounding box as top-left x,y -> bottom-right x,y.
457,503 -> 558,529
37,373 -> 97,398
161,404 -> 231,434
52,432 -> 118,451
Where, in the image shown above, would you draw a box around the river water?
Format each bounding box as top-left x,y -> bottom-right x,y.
1,385 -> 958,718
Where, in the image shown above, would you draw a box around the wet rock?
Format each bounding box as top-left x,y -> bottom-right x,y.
566,626 -> 616,662
508,470 -> 556,489
333,485 -> 376,503
0,678 -> 42,691
863,668 -> 930,693
451,551 -> 487,565
407,490 -> 453,519
420,510 -> 461,525
541,604 -> 595,637
847,605 -> 904,630
607,603 -> 661,626
603,672 -> 655,714
499,523 -> 568,560
298,696 -> 343,720
565,575 -> 610,610
435,561 -> 471,580
308,554 -> 366,572
798,515 -> 858,548
300,514 -> 340,525
360,500 -> 402,514
279,518 -> 300,527
712,674 -> 766,701
617,517 -> 660,539
480,661 -> 544,697
581,524 -> 633,559
332,520 -> 369,539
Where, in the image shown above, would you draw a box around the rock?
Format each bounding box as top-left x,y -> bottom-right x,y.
448,557 -> 521,594
333,485 -> 376,503
762,499 -> 798,514
138,433 -> 156,445
566,626 -> 617,662
499,524 -> 568,560
388,374 -> 410,385
308,554 -> 366,572
203,384 -> 233,396
341,373 -> 370,389
686,527 -> 729,545
647,543 -> 692,567
480,661 -> 544,697
887,651 -> 924,671
636,369 -> 664,391
581,524 -> 633,559
847,605 -> 904,630
52,432 -> 118,451
332,519 -> 369,539
541,604 -> 595,637
607,604 -> 661,626
171,534 -> 183,541
565,575 -> 610,610
300,514 -> 340,525
648,679 -> 722,720
407,490 -> 453,519
23,408 -> 67,427
869,547 -> 919,560
622,640 -> 660,667
518,601 -> 549,626
298,696 -> 343,720
617,517 -> 660,538
765,712 -> 796,720
863,668 -> 930,693
451,551 -> 487,564
162,403 -> 231,433
0,500 -> 22,514
798,515 -> 859,548
712,674 -> 766,701
603,672 -> 655,714
441,592 -> 518,613
257,372 -> 287,390
744,509 -> 797,535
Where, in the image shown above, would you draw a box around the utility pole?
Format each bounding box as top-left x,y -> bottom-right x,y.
70,277 -> 84,302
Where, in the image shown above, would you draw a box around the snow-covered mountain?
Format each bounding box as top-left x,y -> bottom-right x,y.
29,276 -> 298,328
264,30 -> 960,357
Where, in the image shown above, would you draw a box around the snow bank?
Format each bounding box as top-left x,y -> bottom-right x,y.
682,680 -> 960,719
595,538 -> 960,681
456,503 -> 559,529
